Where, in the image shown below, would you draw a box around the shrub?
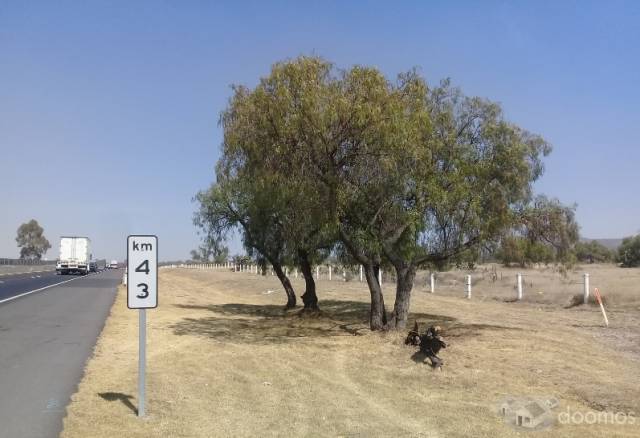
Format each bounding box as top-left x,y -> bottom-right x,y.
617,235 -> 640,267
574,241 -> 614,263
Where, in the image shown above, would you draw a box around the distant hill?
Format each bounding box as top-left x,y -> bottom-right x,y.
581,238 -> 623,251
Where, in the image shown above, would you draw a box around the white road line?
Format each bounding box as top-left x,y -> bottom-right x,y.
0,275 -> 86,305
0,270 -> 55,277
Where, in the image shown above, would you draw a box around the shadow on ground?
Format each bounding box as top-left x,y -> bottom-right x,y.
168,299 -> 506,345
98,392 -> 137,415
444,322 -> 524,339
171,300 -> 372,344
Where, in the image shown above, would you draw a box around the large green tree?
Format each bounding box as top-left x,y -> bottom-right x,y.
199,56 -> 570,330
204,58 -> 344,311
360,80 -> 556,328
16,219 -> 51,260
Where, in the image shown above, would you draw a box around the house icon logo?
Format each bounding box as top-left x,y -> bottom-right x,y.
498,396 -> 559,431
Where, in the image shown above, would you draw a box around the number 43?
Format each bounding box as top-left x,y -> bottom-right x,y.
135,260 -> 150,299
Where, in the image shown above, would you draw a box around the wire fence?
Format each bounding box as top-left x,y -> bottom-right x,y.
0,258 -> 56,266
163,262 -> 639,307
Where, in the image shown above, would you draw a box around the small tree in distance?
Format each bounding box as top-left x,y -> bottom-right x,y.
617,235 -> 640,267
16,219 -> 51,260
574,240 -> 614,263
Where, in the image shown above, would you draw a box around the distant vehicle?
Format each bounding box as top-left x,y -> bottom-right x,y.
89,261 -> 98,273
109,260 -> 119,269
56,236 -> 91,275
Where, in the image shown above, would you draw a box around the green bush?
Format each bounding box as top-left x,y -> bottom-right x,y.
574,241 -> 614,263
617,235 -> 640,267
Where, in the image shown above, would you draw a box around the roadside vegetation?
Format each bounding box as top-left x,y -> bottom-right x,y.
194,56 -> 583,330
617,235 -> 640,267
61,267 -> 640,438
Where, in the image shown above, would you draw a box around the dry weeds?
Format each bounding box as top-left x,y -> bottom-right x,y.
61,266 -> 640,437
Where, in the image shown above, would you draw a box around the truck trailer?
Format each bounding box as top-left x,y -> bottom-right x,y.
56,236 -> 92,275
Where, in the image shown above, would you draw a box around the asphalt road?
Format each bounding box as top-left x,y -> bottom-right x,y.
0,269 -> 121,438
0,270 -> 75,303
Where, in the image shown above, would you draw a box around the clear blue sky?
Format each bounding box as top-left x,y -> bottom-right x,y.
1,1 -> 638,261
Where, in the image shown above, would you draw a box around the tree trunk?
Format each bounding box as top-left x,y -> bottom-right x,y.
388,263 -> 417,330
272,262 -> 297,309
363,263 -> 387,330
298,250 -> 319,310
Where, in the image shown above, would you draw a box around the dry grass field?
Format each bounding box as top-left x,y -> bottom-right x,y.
62,265 -> 640,437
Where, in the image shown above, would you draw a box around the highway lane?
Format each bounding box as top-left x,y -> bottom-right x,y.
0,270 -> 74,303
0,269 -> 121,438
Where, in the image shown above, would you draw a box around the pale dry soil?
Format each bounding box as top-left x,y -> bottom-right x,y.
62,267 -> 640,437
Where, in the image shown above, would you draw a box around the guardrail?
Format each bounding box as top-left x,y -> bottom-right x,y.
0,258 -> 56,266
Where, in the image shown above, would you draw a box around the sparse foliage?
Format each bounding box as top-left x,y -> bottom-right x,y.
497,197 -> 579,268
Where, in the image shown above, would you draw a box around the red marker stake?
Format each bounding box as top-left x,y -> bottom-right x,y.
594,288 -> 609,327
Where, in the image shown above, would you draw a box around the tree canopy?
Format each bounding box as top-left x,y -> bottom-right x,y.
195,56 -> 576,330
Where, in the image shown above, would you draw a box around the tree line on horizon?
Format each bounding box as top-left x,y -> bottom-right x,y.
193,56 -> 637,330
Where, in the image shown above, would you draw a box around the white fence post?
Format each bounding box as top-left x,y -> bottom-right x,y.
584,273 -> 590,304
329,265 -> 332,281
378,269 -> 382,287
360,265 -> 363,282
295,268 -> 298,278
517,273 -> 523,301
316,266 -> 319,280
430,273 -> 435,293
466,275 -> 471,299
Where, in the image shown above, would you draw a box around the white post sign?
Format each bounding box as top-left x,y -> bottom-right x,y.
127,235 -> 158,309
127,235 -> 157,418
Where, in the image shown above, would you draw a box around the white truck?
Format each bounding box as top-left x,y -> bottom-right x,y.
56,236 -> 92,275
